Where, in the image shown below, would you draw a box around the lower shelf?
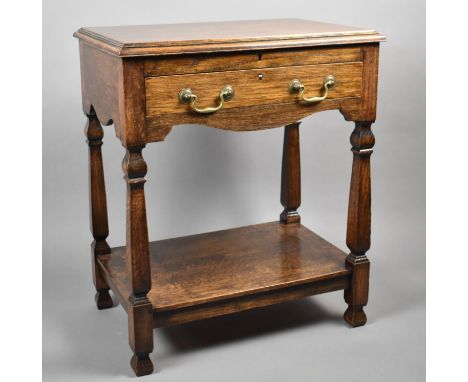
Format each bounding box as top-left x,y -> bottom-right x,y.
98,221 -> 351,327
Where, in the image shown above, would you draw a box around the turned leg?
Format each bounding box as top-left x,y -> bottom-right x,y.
122,147 -> 154,376
343,121 -> 374,327
280,122 -> 301,224
85,114 -> 113,310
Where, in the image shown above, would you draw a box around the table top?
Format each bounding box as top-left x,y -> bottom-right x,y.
74,18 -> 385,57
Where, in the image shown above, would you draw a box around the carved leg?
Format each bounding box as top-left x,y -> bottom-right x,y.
85,114 -> 113,310
122,147 -> 154,376
280,122 -> 301,224
343,121 -> 374,327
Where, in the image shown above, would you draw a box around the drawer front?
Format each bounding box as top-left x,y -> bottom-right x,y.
145,62 -> 362,118
144,46 -> 363,76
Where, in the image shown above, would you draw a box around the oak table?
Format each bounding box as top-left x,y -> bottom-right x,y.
74,19 -> 384,377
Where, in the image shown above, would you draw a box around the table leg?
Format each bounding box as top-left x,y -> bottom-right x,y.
280,122 -> 301,224
122,146 -> 154,376
85,114 -> 113,310
344,121 -> 374,327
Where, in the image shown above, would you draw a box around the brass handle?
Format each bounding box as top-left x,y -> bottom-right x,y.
289,75 -> 336,104
178,85 -> 234,114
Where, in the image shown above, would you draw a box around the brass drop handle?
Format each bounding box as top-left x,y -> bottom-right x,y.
289,75 -> 336,104
178,85 -> 235,114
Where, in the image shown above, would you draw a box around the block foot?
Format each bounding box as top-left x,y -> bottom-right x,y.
95,290 -> 113,310
131,354 -> 154,377
343,305 -> 367,327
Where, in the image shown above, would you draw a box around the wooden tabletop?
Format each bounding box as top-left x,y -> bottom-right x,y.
74,18 -> 385,57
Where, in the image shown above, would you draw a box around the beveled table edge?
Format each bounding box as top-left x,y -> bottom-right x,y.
73,24 -> 385,57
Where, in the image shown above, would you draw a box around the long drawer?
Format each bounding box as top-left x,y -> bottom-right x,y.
145,62 -> 363,118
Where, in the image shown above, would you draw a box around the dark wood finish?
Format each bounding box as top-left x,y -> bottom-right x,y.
75,19 -> 383,376
344,255 -> 370,327
85,114 -> 113,310
280,122 -> 301,224
153,276 -> 349,327
146,62 -> 362,116
343,121 -> 375,327
79,43 -> 121,131
340,44 -> 380,122
143,46 -> 363,76
77,40 -> 379,142
96,222 -> 351,318
145,61 -> 362,121
78,42 -> 159,147
74,19 -> 384,57
122,147 -> 154,376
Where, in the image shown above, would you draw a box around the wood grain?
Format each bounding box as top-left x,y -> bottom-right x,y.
85,114 -> 113,310
344,255 -> 370,327
143,46 -> 363,76
346,121 -> 375,255
343,121 -> 375,327
122,148 -> 151,295
280,122 -> 301,224
145,98 -> 359,141
74,19 -> 385,57
146,62 -> 362,116
340,44 -> 379,122
122,147 -> 154,376
78,43 -> 151,147
78,41 -> 379,143
76,20 -> 383,376
153,277 -> 349,327
97,222 -> 350,313
79,42 -> 122,130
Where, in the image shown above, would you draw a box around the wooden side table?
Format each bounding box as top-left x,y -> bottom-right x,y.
74,19 -> 384,376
